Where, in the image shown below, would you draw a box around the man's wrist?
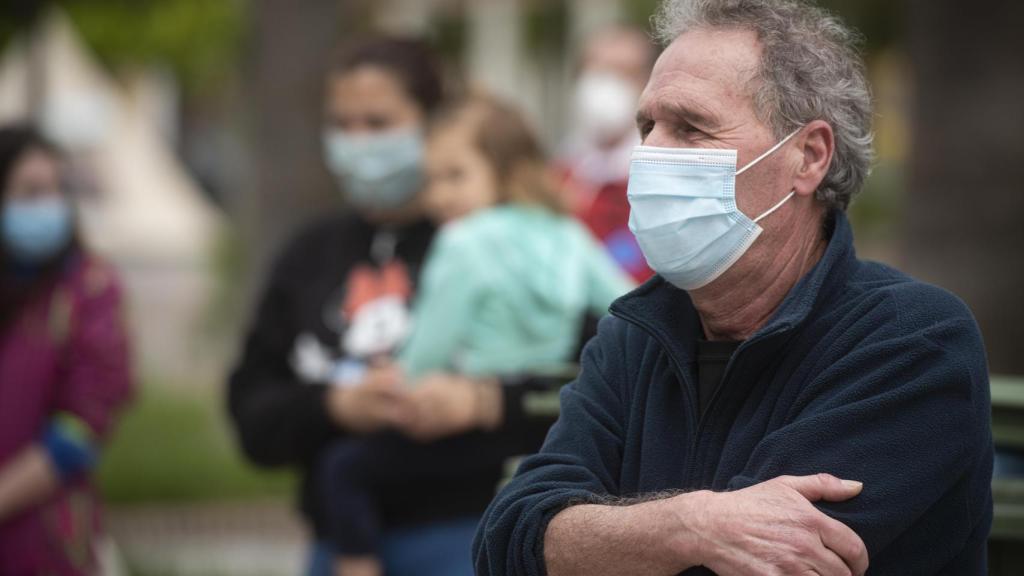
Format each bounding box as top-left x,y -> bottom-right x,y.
660,490 -> 715,570
545,495 -> 711,575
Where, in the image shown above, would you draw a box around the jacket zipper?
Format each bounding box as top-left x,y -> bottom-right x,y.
610,307 -> 703,482
610,306 -> 788,487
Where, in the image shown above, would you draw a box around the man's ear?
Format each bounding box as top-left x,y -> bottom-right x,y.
792,120 -> 834,198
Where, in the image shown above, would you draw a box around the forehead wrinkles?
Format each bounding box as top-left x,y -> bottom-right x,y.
642,28 -> 763,117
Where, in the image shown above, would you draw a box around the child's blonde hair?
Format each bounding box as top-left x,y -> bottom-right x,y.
432,94 -> 568,214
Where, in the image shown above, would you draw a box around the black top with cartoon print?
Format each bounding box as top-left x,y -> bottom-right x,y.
227,211 -> 569,534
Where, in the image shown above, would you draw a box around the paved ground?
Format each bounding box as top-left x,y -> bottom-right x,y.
107,500 -> 307,576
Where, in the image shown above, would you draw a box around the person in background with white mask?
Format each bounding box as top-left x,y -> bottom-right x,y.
228,38 -> 592,576
475,1 -> 992,575
0,125 -> 134,575
556,26 -> 658,283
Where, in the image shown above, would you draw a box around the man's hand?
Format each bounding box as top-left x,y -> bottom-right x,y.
688,474 -> 868,576
326,362 -> 413,434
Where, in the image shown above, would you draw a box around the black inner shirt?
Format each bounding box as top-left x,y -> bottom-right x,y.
696,339 -> 743,416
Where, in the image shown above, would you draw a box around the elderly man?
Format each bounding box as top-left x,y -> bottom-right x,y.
473,1 -> 993,575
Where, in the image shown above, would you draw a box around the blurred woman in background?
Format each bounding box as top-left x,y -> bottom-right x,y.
0,125 -> 134,575
228,38 -> 588,576
320,94 -> 632,576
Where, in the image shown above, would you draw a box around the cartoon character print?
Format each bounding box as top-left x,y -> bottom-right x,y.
291,261 -> 414,386
340,261 -> 412,358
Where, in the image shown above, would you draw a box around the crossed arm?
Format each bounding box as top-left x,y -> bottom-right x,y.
544,474 -> 868,576
475,303 -> 989,576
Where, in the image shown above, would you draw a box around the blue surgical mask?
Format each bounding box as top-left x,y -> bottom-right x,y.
2,197 -> 73,264
323,128 -> 424,211
627,129 -> 801,290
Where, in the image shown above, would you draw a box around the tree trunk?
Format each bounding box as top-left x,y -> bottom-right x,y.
905,0 -> 1024,375
241,0 -> 349,287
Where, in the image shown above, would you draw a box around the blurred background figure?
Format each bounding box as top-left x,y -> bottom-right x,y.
0,125 -> 134,575
318,94 -> 631,576
230,38 -> 608,576
228,36 -> 441,576
555,26 -> 657,282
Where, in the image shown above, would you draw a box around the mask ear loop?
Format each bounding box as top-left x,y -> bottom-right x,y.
736,127 -> 803,176
753,190 -> 796,223
738,127 -> 802,224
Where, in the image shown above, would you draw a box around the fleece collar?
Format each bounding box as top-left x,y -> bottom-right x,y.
609,209 -> 857,367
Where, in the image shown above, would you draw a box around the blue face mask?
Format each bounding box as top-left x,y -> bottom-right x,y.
323,128 -> 424,211
627,129 -> 801,290
2,197 -> 73,264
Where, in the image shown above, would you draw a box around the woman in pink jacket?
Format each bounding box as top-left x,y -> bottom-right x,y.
0,126 -> 134,575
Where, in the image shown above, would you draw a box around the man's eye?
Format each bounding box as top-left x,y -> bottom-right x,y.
678,123 -> 703,136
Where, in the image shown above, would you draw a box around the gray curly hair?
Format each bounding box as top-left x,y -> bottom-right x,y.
653,0 -> 874,211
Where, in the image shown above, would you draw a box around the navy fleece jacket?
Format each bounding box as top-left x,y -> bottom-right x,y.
473,210 -> 993,575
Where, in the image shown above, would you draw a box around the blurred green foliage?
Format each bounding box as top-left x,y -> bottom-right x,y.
848,160 -> 906,248
0,0 -> 245,96
97,381 -> 294,504
63,0 -> 245,94
816,0 -> 903,53
430,9 -> 467,64
524,0 -> 569,57
625,0 -> 663,32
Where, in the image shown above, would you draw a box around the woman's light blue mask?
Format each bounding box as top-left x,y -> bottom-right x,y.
2,197 -> 73,264
627,129 -> 800,290
323,128 -> 424,211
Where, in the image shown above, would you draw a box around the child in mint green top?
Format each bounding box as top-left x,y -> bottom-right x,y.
400,96 -> 634,379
